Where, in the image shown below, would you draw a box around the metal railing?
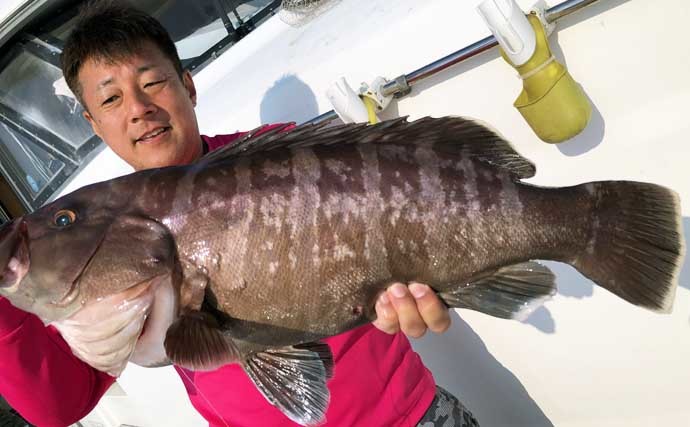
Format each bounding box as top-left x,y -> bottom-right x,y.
304,0 -> 603,126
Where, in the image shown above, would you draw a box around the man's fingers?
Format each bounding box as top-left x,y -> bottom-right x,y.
408,282 -> 451,334
373,291 -> 400,334
372,283 -> 452,337
387,283 -> 427,338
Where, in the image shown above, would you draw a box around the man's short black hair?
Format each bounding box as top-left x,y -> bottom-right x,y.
61,0 -> 184,107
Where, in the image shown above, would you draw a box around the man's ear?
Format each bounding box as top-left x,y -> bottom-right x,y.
182,70 -> 197,107
83,110 -> 103,139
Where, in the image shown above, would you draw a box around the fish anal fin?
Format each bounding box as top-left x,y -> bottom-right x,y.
164,310 -> 239,371
243,342 -> 334,426
439,261 -> 556,320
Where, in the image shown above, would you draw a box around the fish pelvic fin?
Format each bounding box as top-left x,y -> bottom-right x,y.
243,342 -> 334,426
196,116 -> 535,179
163,310 -> 240,371
438,261 -> 556,320
572,181 -> 684,313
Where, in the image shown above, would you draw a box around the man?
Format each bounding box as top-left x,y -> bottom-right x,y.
0,2 -> 477,426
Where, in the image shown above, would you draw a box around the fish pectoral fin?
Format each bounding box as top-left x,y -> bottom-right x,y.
243,342 -> 334,426
163,310 -> 239,371
179,259 -> 210,310
439,261 -> 556,321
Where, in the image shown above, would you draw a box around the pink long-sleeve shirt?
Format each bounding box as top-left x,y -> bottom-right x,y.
0,127 -> 436,427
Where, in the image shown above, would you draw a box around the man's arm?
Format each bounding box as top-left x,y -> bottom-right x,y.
0,298 -> 114,427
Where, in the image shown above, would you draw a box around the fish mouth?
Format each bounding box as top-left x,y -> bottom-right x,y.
134,275 -> 171,339
0,220 -> 30,290
130,274 -> 177,367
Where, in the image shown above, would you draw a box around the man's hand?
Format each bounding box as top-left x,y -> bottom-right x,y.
373,282 -> 451,338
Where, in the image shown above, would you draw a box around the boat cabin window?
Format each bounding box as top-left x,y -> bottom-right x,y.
0,38 -> 97,211
0,0 -> 281,215
45,0 -> 281,72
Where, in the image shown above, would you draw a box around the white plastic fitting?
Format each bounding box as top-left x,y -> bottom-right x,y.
477,0 -> 536,66
359,76 -> 394,112
326,77 -> 370,124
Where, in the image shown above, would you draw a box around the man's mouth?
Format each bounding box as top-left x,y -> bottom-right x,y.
136,126 -> 171,143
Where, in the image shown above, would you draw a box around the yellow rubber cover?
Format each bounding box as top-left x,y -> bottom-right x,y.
501,14 -> 591,143
361,96 -> 380,124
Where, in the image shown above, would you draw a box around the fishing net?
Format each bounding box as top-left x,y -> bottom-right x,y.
279,0 -> 341,27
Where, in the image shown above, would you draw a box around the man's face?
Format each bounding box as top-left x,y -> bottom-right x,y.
80,42 -> 201,170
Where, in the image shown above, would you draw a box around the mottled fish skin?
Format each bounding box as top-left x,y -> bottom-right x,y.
117,138 -> 592,353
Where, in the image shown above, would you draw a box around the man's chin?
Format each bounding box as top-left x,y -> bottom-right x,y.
133,147 -> 182,170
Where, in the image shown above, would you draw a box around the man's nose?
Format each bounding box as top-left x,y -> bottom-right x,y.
128,90 -> 157,123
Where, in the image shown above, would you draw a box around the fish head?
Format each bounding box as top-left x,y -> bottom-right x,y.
0,183 -> 178,322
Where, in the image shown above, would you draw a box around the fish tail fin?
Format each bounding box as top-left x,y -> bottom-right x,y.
438,261 -> 556,320
572,181 -> 684,313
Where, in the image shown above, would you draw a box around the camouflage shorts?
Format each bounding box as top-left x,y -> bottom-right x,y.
416,386 -> 480,427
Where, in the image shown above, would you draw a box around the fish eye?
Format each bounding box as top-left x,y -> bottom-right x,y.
53,209 -> 77,227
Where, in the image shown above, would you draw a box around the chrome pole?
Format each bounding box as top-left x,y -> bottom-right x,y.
304,0 -> 604,125
303,109 -> 339,125
544,0 -> 602,23
381,35 -> 497,97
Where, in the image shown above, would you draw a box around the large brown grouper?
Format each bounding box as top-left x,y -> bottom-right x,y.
0,117 -> 684,425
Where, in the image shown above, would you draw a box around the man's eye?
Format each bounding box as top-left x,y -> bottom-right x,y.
102,96 -> 118,106
144,79 -> 165,88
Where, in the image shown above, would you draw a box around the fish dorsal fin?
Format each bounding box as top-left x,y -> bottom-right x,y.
164,310 -> 240,371
438,117 -> 536,179
243,342 -> 334,426
438,261 -> 556,320
197,116 -> 535,179
197,122 -> 310,164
